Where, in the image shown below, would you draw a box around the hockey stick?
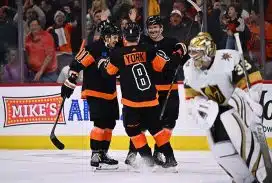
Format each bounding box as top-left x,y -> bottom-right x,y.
159,64 -> 182,120
234,33 -> 272,182
50,97 -> 66,150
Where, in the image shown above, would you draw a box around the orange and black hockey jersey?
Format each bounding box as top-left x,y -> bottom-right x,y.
69,39 -> 117,100
101,44 -> 180,108
140,36 -> 182,92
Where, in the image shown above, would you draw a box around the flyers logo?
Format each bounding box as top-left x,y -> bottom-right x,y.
201,85 -> 226,104
3,94 -> 65,127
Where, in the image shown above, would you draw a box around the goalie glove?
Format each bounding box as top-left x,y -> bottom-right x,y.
190,97 -> 219,130
172,42 -> 187,58
61,72 -> 78,98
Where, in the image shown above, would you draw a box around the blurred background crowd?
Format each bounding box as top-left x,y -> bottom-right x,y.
0,0 -> 271,83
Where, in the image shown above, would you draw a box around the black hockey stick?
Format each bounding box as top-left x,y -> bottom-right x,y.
50,97 -> 66,150
160,64 -> 182,120
234,33 -> 272,182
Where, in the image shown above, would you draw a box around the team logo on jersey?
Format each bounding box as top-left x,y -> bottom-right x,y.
201,85 -> 226,104
124,52 -> 147,65
222,53 -> 232,61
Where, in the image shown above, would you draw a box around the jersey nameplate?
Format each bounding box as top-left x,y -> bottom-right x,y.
124,52 -> 146,66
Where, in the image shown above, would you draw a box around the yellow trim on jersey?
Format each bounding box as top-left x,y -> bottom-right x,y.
236,71 -> 263,89
185,88 -> 202,99
0,136 -> 272,150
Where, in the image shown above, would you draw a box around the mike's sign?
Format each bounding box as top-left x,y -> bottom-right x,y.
3,94 -> 64,127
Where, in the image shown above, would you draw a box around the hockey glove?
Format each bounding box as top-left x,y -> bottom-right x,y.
190,97 -> 219,130
61,72 -> 78,98
96,58 -> 110,70
172,42 -> 187,58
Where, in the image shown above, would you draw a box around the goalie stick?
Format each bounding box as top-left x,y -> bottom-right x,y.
50,97 -> 66,150
234,33 -> 272,183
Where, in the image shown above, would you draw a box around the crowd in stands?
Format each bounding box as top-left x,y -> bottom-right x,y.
0,0 -> 272,83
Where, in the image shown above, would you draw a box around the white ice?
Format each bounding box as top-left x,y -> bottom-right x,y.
0,150 -> 232,183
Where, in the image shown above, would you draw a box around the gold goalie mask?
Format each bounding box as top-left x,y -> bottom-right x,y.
188,32 -> 216,70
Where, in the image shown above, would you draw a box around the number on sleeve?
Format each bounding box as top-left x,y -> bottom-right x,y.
234,59 -> 252,76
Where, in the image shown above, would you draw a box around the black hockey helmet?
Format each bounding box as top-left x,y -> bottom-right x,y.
123,22 -> 141,42
99,21 -> 120,38
146,15 -> 162,27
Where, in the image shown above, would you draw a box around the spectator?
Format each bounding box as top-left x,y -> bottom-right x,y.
163,9 -> 199,44
25,18 -> 58,82
207,0 -> 225,49
224,4 -> 246,49
119,16 -> 129,31
173,0 -> 187,13
131,0 -> 144,29
1,47 -> 27,83
0,6 -> 17,67
87,10 -> 103,46
47,10 -> 76,71
89,0 -> 111,21
14,0 -> 46,38
40,0 -> 55,29
247,8 -> 272,78
111,0 -> 132,23
70,0 -> 82,54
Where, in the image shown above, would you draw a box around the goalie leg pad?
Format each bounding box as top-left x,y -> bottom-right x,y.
208,138 -> 255,183
220,108 -> 267,182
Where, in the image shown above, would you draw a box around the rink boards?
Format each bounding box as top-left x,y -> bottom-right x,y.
0,83 -> 272,150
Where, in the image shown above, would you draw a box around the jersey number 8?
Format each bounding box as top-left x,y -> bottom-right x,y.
132,63 -> 151,91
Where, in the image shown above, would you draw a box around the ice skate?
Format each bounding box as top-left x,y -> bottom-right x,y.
90,152 -> 118,170
161,155 -> 178,173
125,150 -> 138,168
97,151 -> 119,170
153,150 -> 164,166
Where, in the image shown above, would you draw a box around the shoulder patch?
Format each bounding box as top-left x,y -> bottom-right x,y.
221,53 -> 232,61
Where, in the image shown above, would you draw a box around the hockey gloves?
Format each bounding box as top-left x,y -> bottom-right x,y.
97,58 -> 110,70
172,42 -> 187,58
61,73 -> 78,98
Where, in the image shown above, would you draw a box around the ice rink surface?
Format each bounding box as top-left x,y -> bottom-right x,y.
0,150 -> 232,183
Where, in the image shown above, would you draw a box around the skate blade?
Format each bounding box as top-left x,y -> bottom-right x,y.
92,164 -> 119,171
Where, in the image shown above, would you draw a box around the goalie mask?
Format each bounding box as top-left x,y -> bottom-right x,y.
188,32 -> 216,70
146,15 -> 163,40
